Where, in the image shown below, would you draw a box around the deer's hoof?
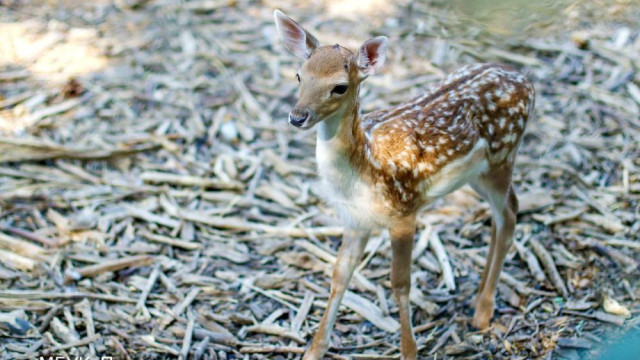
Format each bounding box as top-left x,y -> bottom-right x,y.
472,312 -> 491,330
472,296 -> 494,330
401,339 -> 417,360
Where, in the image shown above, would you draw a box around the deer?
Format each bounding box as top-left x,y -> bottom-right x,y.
273,9 -> 535,360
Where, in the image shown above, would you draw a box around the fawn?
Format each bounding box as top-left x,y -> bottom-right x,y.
274,10 -> 534,360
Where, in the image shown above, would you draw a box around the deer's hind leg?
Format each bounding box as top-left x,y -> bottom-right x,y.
470,164 -> 518,330
469,183 -> 497,301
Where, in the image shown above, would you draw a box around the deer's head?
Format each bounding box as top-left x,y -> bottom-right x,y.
274,10 -> 388,130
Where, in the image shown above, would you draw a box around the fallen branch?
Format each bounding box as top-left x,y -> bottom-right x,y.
49,334 -> 101,352
514,240 -> 546,283
245,324 -> 306,344
65,255 -> 155,283
530,239 -> 569,297
141,171 -> 243,190
239,345 -> 306,354
0,248 -> 37,271
0,290 -> 137,303
429,231 -> 456,291
138,229 -> 202,250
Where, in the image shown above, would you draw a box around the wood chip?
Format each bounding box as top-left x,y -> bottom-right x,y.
429,231 -> 456,291
530,239 -> 569,297
65,255 -> 155,283
342,291 -> 400,333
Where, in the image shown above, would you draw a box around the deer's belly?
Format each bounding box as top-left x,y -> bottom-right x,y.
421,139 -> 489,200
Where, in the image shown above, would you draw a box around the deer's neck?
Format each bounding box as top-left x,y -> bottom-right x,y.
316,99 -> 368,188
316,101 -> 359,143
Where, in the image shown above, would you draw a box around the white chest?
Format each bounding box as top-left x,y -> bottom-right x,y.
315,139 -> 382,228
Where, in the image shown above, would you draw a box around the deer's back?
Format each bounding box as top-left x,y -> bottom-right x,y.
360,63 -> 534,213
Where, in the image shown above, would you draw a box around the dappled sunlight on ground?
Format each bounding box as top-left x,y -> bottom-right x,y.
324,0 -> 395,19
0,21 -> 107,80
0,20 -> 108,133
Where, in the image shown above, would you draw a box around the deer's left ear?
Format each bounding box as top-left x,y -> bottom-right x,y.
357,36 -> 388,76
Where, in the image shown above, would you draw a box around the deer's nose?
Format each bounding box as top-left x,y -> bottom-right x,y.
289,110 -> 309,127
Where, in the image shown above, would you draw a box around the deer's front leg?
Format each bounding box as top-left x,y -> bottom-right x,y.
304,228 -> 370,360
389,216 -> 417,360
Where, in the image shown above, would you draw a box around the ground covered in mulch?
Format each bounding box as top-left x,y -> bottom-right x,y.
1,0 -> 639,359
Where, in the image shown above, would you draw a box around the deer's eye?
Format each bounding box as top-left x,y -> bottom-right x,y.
332,84 -> 348,95
296,74 -> 300,83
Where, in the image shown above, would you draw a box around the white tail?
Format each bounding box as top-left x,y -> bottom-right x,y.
274,9 -> 534,360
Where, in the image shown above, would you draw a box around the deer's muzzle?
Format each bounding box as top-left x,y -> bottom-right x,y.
289,109 -> 310,128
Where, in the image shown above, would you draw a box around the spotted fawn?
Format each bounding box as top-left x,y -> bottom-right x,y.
274,10 -> 535,360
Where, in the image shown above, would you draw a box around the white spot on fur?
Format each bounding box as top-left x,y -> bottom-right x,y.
418,162 -> 433,172
387,159 -> 397,174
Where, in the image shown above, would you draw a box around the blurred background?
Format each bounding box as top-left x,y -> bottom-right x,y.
1,1 -> 639,359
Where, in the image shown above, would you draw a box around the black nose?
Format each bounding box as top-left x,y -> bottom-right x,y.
289,110 -> 308,127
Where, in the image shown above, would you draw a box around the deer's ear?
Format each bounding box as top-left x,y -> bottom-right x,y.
274,10 -> 320,59
357,36 -> 388,76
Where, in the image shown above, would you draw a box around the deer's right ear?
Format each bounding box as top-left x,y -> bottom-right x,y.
274,10 -> 320,59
